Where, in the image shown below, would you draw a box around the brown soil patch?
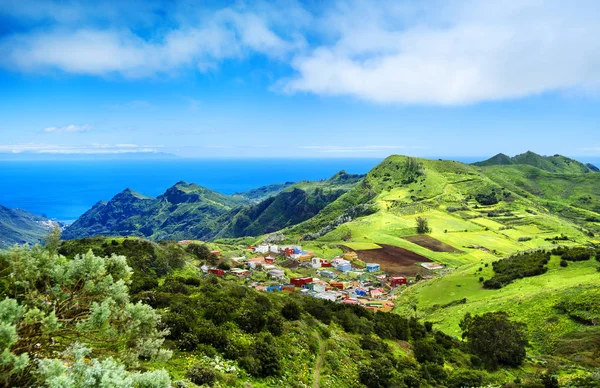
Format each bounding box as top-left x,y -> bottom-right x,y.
350,244 -> 432,276
403,235 -> 462,253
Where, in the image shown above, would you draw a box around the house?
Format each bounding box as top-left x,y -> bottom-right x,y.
255,244 -> 270,254
282,284 -> 295,292
208,268 -> 225,277
366,263 -> 380,272
269,245 -> 279,253
376,274 -> 387,281
421,263 -> 444,270
255,285 -> 267,291
200,264 -> 209,273
263,264 -> 277,271
283,247 -> 295,257
319,270 -> 337,279
370,288 -> 384,298
230,268 -> 249,277
268,269 -> 285,279
290,277 -> 313,287
314,292 -> 338,302
343,298 -> 359,305
391,276 -> 407,287
311,257 -> 322,269
247,257 -> 265,269
343,251 -> 358,260
336,262 -> 352,272
320,259 -> 332,267
265,256 -> 275,264
355,289 -> 368,296
330,281 -> 347,290
306,282 -> 326,293
210,250 -> 221,256
266,285 -> 282,292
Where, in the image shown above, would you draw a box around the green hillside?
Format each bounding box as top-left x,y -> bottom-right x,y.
62,182 -> 250,241
218,171 -> 364,238
0,204 -> 56,248
474,151 -> 599,174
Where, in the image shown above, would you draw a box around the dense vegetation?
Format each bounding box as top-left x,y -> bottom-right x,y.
0,243 -> 171,387
474,151 -> 599,174
483,250 -> 551,289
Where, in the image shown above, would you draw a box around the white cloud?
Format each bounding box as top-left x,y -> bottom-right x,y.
43,124 -> 92,133
284,0 -> 600,104
1,0 -> 599,104
0,143 -> 161,154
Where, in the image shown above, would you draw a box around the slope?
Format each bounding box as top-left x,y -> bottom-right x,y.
62,182 -> 250,241
218,171 -> 364,238
474,151 -> 598,173
0,204 -> 56,248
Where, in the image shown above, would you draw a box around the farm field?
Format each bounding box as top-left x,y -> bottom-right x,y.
351,243 -> 432,276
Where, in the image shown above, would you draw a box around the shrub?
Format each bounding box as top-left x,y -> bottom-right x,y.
281,301 -> 301,320
561,247 -> 595,262
460,312 -> 528,370
186,364 -> 217,386
483,251 -> 550,289
416,216 -> 432,234
560,260 -> 568,267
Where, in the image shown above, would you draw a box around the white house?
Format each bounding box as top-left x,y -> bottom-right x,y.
311,257 -> 322,269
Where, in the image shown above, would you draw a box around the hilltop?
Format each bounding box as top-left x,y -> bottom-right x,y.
474,151 -> 599,173
0,204 -> 57,248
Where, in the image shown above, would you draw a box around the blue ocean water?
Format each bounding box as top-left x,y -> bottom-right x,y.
0,158 -> 385,222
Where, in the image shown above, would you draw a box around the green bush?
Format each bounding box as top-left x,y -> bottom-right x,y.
186,364 -> 217,386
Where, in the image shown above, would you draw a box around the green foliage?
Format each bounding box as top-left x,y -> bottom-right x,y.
0,244 -> 170,386
36,343 -> 171,388
186,363 -> 217,386
483,250 -> 550,289
460,312 -> 528,370
415,216 -> 431,234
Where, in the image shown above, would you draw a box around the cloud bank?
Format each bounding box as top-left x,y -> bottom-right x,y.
1,0 -> 599,104
0,143 -> 161,154
43,124 -> 92,133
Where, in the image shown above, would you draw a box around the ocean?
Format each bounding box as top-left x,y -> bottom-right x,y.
2,156 -> 597,223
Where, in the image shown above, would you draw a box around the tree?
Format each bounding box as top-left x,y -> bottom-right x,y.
44,224 -> 62,258
416,216 -> 431,234
460,312 -> 528,370
0,245 -> 171,386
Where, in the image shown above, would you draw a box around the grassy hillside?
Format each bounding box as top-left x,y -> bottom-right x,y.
218,171 -> 364,238
0,204 -> 56,248
474,151 -> 598,174
276,154 -> 600,384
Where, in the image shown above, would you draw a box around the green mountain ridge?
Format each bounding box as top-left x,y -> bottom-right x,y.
0,204 -> 56,248
63,172 -> 364,241
474,151 -> 598,173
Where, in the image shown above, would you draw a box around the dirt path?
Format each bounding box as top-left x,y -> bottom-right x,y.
313,335 -> 326,388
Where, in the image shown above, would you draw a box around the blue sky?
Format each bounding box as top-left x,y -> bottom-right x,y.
0,0 -> 599,159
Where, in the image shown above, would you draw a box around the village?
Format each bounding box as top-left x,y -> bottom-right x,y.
192,242 -> 445,313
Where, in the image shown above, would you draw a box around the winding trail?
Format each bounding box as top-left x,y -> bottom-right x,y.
312,335 -> 326,388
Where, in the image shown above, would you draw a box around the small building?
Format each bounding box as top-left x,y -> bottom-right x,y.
337,262 -> 352,272
200,264 -> 209,273
343,298 -> 359,305
255,285 -> 267,291
255,244 -> 270,254
391,276 -> 407,287
268,269 -> 285,279
320,259 -> 332,267
208,268 -> 225,277
230,268 -> 249,277
266,285 -> 282,292
370,288 -> 384,298
355,289 -> 368,296
290,277 -> 313,287
366,263 -> 380,272
307,282 -> 326,293
421,263 -> 444,270
265,256 -> 275,265
210,250 -> 221,256
311,257 -> 322,269
282,284 -> 296,292
320,270 -> 337,279
263,264 -> 277,271
314,292 -> 338,302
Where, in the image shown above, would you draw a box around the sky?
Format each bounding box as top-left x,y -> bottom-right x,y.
0,0 -> 599,159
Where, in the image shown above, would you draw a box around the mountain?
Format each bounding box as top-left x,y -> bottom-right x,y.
62,182 -> 250,241
0,205 -> 56,248
234,182 -> 295,203
587,163 -> 600,172
474,151 -> 597,173
63,173 -> 364,241
217,171 -> 364,238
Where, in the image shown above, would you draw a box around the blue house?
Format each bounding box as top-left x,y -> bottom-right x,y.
366,263 -> 380,272
266,285 -> 282,292
337,263 -> 352,272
